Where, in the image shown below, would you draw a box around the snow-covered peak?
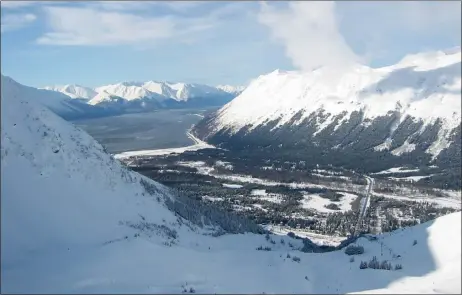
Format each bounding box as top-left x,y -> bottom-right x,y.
216,84 -> 246,95
212,48 -> 461,134
142,81 -> 177,98
88,90 -> 124,105
42,84 -> 97,100
1,78 -> 180,265
167,82 -> 229,101
40,79 -> 238,107
93,81 -> 230,102
1,74 -> 84,115
390,47 -> 461,72
94,83 -> 167,101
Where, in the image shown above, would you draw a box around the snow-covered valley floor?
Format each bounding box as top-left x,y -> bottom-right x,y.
172,160 -> 460,210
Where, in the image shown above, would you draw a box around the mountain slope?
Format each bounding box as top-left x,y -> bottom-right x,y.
1,76 -> 460,293
193,49 -> 461,187
1,79 -> 179,262
2,75 -> 116,120
42,84 -> 97,100
217,84 -> 246,95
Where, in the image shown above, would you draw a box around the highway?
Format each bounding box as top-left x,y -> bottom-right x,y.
353,175 -> 374,237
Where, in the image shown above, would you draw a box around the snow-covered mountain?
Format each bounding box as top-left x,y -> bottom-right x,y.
194,48 -> 461,184
95,81 -> 235,102
87,90 -> 125,105
217,84 -> 246,95
42,84 -> 97,100
1,75 -> 114,120
44,81 -> 240,112
1,75 -> 460,293
94,82 -> 168,102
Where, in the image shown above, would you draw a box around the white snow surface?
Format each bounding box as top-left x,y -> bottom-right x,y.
222,183 -> 243,188
373,167 -> 421,175
114,130 -> 215,159
1,80 -> 181,286
42,84 -> 97,100
1,75 -> 86,116
93,82 -> 168,103
88,90 -> 125,105
209,48 -> 461,158
216,84 -> 246,95
300,192 -> 357,213
2,74 -> 461,293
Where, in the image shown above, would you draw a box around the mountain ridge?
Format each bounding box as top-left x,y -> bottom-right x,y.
193,48 -> 461,188
45,80 -> 245,103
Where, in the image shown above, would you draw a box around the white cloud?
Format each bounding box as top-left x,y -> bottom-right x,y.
37,6 -> 215,46
1,13 -> 36,33
257,1 -> 361,73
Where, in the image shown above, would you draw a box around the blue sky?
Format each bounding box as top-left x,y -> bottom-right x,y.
1,1 -> 460,88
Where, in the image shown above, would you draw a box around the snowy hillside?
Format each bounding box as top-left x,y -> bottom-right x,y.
1,79 -> 460,293
1,75 -> 111,120
42,84 -> 97,100
87,90 -> 125,105
203,48 -> 460,140
1,79 -> 180,261
194,48 -> 461,182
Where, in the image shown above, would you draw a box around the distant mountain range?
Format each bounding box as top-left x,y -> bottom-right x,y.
41,81 -> 245,114
1,76 -> 244,120
193,48 -> 462,189
1,75 -> 118,120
